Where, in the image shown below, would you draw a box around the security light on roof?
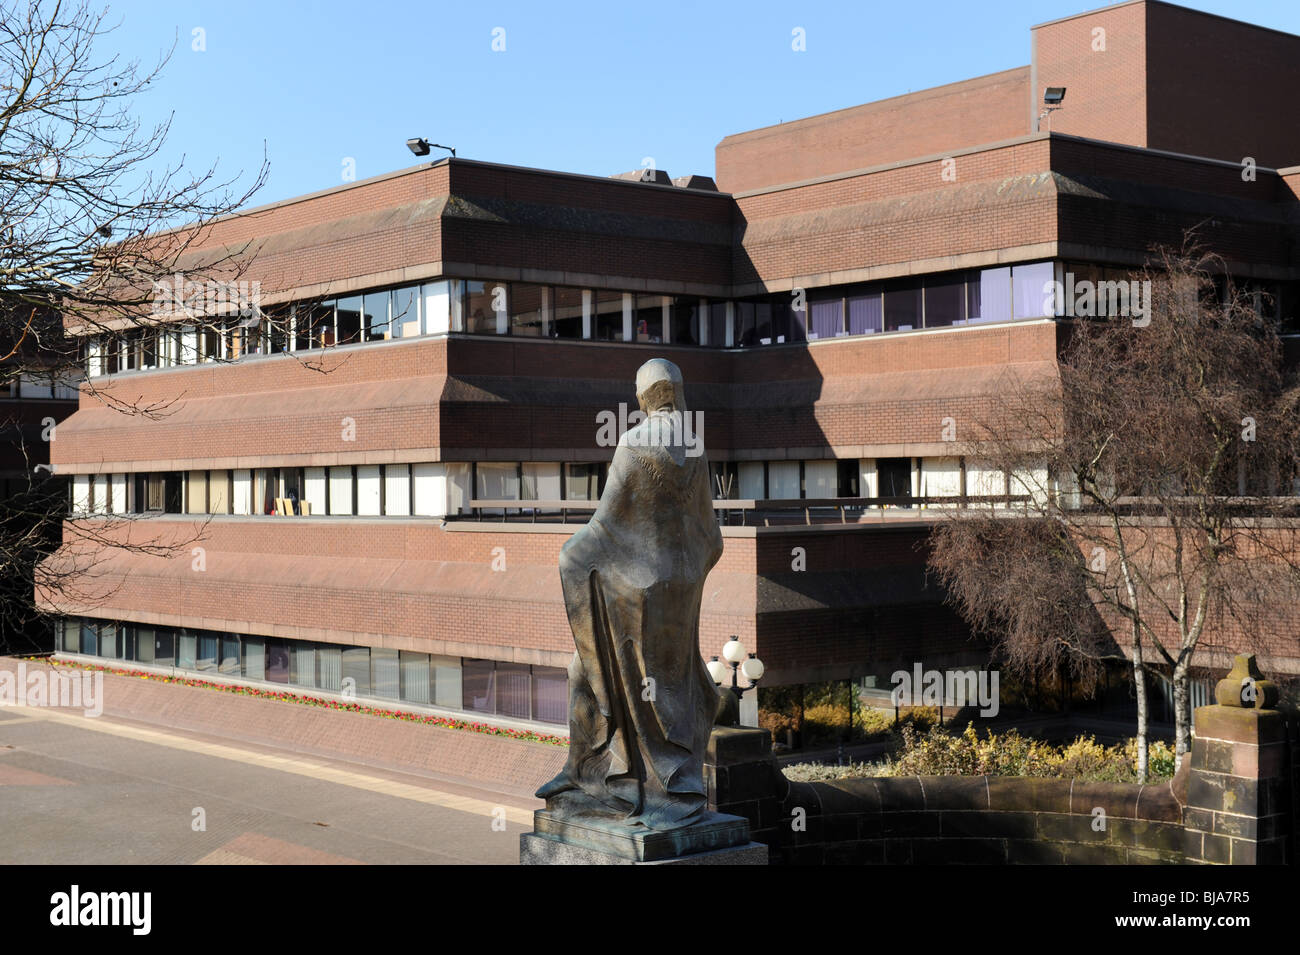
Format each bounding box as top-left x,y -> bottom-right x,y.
406,138 -> 455,158
1043,87 -> 1066,105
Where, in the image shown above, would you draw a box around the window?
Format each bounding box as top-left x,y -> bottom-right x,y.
848,291 -> 882,335
1013,262 -> 1055,318
883,280 -> 921,332
768,461 -> 800,499
496,662 -> 531,719
463,658 -> 495,714
735,303 -> 758,346
328,467 -> 354,515
593,290 -> 623,341
635,294 -> 667,343
197,633 -> 218,671
208,471 -> 231,514
185,470 -> 207,515
670,298 -> 702,345
371,648 -> 400,700
383,464 -> 411,516
296,302 -> 333,350
808,298 -> 843,340
510,284 -> 548,337
972,267 -> 1011,323
924,273 -> 965,328
532,666 -> 568,724
521,462 -> 561,501
336,296 -> 361,345
476,462 -> 520,501
738,462 -> 765,499
266,638 -> 291,683
356,465 -> 381,515
291,643 -> 317,687
220,635 -> 241,675
711,461 -> 739,499
421,282 -> 451,335
836,460 -> 860,497
877,458 -> 913,504
363,291 -> 390,341
708,302 -> 727,347
464,281 -> 505,335
804,460 -> 836,497
400,651 -> 431,704
551,287 -> 584,339
565,463 -> 602,500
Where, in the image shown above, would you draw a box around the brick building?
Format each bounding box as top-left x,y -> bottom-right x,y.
38,1 -> 1300,729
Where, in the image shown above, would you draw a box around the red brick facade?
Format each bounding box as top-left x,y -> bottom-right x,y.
39,1 -> 1300,702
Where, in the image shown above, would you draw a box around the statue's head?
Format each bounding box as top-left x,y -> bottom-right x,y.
635,358 -> 687,415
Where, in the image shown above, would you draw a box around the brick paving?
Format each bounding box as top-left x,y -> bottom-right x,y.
0,707 -> 536,865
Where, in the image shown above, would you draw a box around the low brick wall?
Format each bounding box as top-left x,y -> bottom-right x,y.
0,657 -> 566,797
706,729 -> 1184,864
775,774 -> 1183,865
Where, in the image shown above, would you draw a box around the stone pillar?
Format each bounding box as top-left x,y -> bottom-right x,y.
1183,655 -> 1291,865
704,726 -> 784,859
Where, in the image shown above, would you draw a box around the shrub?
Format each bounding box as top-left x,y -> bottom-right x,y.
792,723 -> 1179,783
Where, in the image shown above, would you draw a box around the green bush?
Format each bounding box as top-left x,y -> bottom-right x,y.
794,723 -> 1179,783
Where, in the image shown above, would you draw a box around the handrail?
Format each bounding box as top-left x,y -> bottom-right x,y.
464,494 -> 1035,525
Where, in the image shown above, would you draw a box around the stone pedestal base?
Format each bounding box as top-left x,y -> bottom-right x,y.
520,809 -> 767,865
520,833 -> 768,865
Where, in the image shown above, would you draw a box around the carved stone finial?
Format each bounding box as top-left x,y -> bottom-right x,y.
1213,654 -> 1277,710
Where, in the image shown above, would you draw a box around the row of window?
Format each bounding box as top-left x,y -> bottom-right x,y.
81,262 -> 1074,377
69,457 -> 1051,517
71,462 -> 606,517
0,373 -> 80,401
59,619 -> 568,725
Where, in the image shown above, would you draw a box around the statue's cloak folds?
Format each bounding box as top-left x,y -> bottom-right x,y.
538,414 -> 722,831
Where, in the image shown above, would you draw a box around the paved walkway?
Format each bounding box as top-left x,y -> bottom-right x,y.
0,706 -> 537,864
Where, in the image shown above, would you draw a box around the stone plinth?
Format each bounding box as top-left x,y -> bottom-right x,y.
520,809 -> 764,865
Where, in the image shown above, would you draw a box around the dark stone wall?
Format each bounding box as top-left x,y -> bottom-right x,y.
707,707 -> 1295,865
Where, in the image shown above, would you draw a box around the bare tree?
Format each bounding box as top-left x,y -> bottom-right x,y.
1,0 -> 269,648
929,240 -> 1300,780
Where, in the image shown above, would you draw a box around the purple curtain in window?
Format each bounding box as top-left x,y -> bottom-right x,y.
1013,262 -> 1055,318
532,667 -> 568,724
848,294 -> 882,334
496,663 -> 531,719
974,267 -> 1011,323
809,300 -> 841,339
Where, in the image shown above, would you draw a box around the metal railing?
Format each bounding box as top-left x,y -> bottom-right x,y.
464,495 -> 1033,526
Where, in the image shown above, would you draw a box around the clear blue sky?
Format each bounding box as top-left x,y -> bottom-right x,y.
96,0 -> 1300,207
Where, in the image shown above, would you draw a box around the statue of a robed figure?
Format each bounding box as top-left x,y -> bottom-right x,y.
536,359 -> 722,833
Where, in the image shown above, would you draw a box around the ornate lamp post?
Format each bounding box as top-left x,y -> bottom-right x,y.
708,636 -> 765,726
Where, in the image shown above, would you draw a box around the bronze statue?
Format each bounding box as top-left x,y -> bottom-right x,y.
536,358 -> 722,831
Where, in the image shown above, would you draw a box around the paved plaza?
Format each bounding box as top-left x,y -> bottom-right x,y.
0,706 -> 536,864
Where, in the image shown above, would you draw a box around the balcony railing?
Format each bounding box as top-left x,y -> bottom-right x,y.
464,495 -> 1034,526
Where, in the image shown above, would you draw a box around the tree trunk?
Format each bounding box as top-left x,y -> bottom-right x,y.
1172,661 -> 1191,771
1133,636 -> 1149,784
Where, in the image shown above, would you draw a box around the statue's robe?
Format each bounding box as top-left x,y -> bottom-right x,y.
537,411 -> 722,831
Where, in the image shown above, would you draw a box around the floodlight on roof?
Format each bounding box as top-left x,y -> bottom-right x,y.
406,138 -> 455,159
1043,87 -> 1067,105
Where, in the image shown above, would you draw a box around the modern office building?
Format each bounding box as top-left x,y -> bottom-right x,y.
39,1 -> 1300,727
